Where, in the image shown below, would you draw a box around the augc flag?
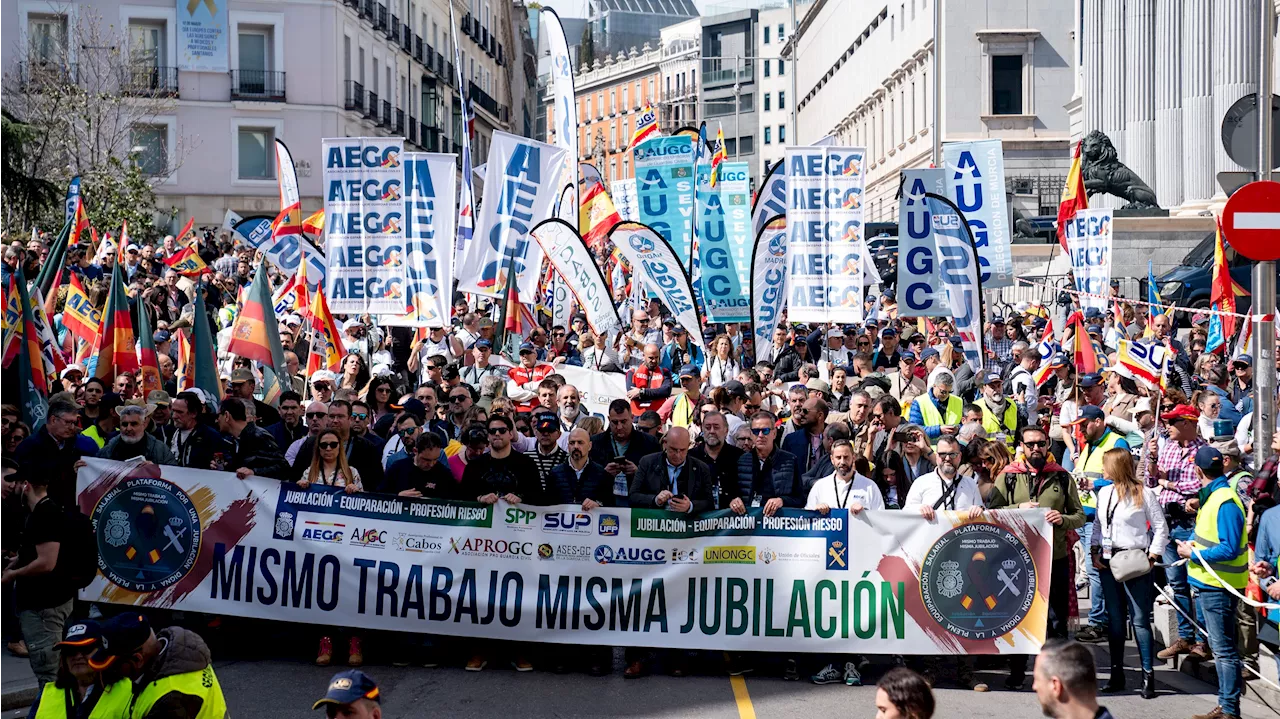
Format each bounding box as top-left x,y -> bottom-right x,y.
629,103 -> 659,150
93,264 -> 139,381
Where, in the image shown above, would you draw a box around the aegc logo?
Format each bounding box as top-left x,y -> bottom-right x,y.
325,144 -> 401,169
301,520 -> 345,544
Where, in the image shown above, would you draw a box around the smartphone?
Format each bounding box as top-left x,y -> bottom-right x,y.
893,430 -> 914,443
612,456 -> 628,466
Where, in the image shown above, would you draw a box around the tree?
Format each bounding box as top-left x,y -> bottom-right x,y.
1,8 -> 192,239
579,22 -> 596,72
1,109 -> 60,229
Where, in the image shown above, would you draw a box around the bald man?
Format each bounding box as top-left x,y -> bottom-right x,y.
286,401 -> 328,465
629,426 -> 714,513
625,343 -> 673,416
545,428 -> 614,509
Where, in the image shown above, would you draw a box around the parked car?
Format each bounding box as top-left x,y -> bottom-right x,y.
1154,232 -> 1279,326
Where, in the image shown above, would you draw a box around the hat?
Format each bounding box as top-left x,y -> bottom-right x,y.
678,364 -> 698,380
662,317 -> 676,327
389,398 -> 427,422
88,613 -> 152,670
1232,355 -> 1253,368
342,318 -> 365,331
990,316 -> 1005,324
282,314 -> 303,327
478,317 -> 495,329
1194,445 -> 1224,471
880,326 -> 898,338
1065,405 -> 1106,425
518,343 -> 536,355
1211,438 -> 1243,459
310,370 -> 337,385
948,336 -> 963,347
982,371 -> 1003,385
230,367 -> 254,384
671,323 -> 687,334
464,425 -> 489,445
920,347 -> 941,362
1084,307 -> 1103,320
60,363 -> 85,379
1078,373 -> 1103,388
146,390 -> 171,406
1087,324 -> 1104,335
572,312 -> 588,323
57,620 -> 104,649
843,325 -> 860,335
722,380 -> 748,399
826,329 -> 843,340
152,330 -> 170,343
1160,404 -> 1200,421
899,350 -> 917,362
805,378 -> 831,396
1132,397 -> 1154,416
475,338 -> 493,350
125,243 -> 140,254
1033,317 -> 1048,330
534,413 -> 559,432
312,669 -> 380,710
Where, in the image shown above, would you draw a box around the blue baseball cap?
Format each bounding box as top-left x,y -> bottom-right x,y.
1050,351 -> 1071,366
899,350 -> 917,361
880,326 -> 898,337
313,670 -> 380,710
1194,445 -> 1224,471
57,619 -> 104,649
1078,372 -> 1103,388
475,338 -> 493,349
982,371 -> 1003,385
1084,307 -> 1103,319
518,343 -> 537,354
678,364 -> 698,379
1087,324 -> 1104,335
920,347 -> 941,362
990,316 -> 1005,324
1066,405 -> 1106,425
88,613 -> 152,670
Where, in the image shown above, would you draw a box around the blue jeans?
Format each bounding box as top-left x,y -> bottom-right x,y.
1162,524 -> 1201,642
1080,522 -> 1108,627
1099,566 -> 1156,671
1195,586 -> 1242,716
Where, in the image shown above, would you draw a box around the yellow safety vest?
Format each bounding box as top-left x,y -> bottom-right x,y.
915,393 -> 962,446
671,392 -> 699,429
129,666 -> 227,719
81,425 -> 108,449
35,679 -> 132,719
1076,430 -> 1124,510
1188,484 -> 1249,590
977,398 -> 1018,446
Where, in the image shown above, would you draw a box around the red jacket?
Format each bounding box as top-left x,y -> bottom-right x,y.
507,362 -> 556,412
626,363 -> 673,415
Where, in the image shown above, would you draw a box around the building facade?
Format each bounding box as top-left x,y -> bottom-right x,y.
659,18 -> 701,134
701,9 -> 760,188
756,5 -> 793,177
786,0 -> 1075,224
586,0 -> 698,59
3,0 -> 517,225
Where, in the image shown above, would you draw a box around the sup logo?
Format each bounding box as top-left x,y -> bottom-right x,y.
92,477 -> 201,592
628,234 -> 655,254
919,523 -> 1037,640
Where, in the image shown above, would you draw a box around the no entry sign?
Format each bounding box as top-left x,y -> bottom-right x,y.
1223,180 -> 1280,261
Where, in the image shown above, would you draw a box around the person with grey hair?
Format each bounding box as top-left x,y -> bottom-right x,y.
97,404 -> 176,464
1033,639 -> 1113,719
908,370 -> 962,447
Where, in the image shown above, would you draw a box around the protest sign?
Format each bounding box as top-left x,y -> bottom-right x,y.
322,137 -> 407,314
1064,208 -> 1113,311
608,222 -> 706,352
750,216 -> 789,353
943,140 -> 1013,289
784,146 -> 868,324
698,161 -> 751,323
896,169 -> 948,318
178,0 -> 229,72
634,135 -> 696,267
530,219 -> 623,337
927,193 -> 985,373
231,217 -> 326,293
380,152 -> 457,328
611,179 -> 639,221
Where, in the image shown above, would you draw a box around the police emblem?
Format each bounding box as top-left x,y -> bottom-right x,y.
759,548 -> 778,565
91,477 -> 202,593
275,512 -> 295,539
918,523 -> 1036,640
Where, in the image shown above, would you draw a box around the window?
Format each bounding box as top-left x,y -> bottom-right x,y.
610,123 -> 617,149
373,59 -> 380,93
238,28 -> 270,72
359,47 -> 365,83
129,22 -> 166,68
610,89 -> 616,114
764,61 -> 770,78
586,95 -> 592,119
610,158 -> 617,182
991,55 -> 1023,114
237,127 -> 274,179
777,23 -> 784,41
132,125 -> 167,176
764,93 -> 771,111
778,91 -> 785,109
623,85 -> 629,108
764,26 -> 770,44
724,136 -> 754,155
648,78 -> 654,102
778,59 -> 784,75
764,126 -> 772,144
28,14 -> 67,64
343,37 -> 351,84
778,124 -> 786,142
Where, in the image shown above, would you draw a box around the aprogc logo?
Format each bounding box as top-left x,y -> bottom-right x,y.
449,537 -> 535,559
348,527 -> 388,548
598,514 -> 620,536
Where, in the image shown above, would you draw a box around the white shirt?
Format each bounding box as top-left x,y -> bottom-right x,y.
1091,484 -> 1169,558
725,413 -> 745,438
806,472 -> 884,511
902,470 -> 983,511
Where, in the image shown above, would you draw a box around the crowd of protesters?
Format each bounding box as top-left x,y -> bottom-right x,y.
3,229 -> 1280,719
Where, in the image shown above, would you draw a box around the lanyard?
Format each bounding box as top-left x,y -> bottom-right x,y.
173,429 -> 193,465
318,463 -> 342,486
832,475 -> 855,509
932,479 -> 960,511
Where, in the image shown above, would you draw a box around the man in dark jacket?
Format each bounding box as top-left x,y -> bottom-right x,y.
545,428 -> 614,507
167,392 -> 227,470
629,427 -> 714,513
689,411 -> 745,509
382,433 -> 458,498
98,405 -> 177,465
290,400 -> 383,489
90,613 -> 225,717
216,398 -> 290,480
265,391 -> 308,453
780,397 -> 828,476
774,339 -> 812,383
227,367 -> 280,427
14,399 -> 89,508
589,399 -> 660,507
734,411 -> 803,514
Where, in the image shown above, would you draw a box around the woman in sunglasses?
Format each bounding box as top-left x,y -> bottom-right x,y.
363,376 -> 398,425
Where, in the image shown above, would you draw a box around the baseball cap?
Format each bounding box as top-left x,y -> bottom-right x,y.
125,243 -> 140,254
282,314 -> 304,327
313,669 -> 380,710
57,619 -> 104,649
572,312 -> 588,323
678,364 -> 698,380
948,336 -> 963,347
881,326 -> 898,337
60,363 -> 85,379
1087,324 -> 1104,336
147,390 -> 171,406
671,324 -> 686,334
1078,373 -> 1103,388
662,317 -> 676,327
1050,351 -> 1070,366
1132,397 -> 1154,416
464,425 -> 489,445
990,316 -> 1005,325
919,347 -> 941,362
152,330 -> 171,343
1065,405 -> 1106,425
899,350 -> 917,362
534,413 -> 559,432
1232,355 -> 1253,368
475,339 -> 493,349
826,329 -> 843,340
518,343 -> 536,355
88,613 -> 152,670
1160,404 -> 1200,422
230,367 -> 254,384
1194,445 -> 1224,471
982,371 -> 1003,385
388,398 -> 426,423
805,378 -> 831,396
1084,307 -> 1103,320
722,380 -> 748,399
310,370 -> 337,385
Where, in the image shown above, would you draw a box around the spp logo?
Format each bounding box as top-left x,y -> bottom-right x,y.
301,521 -> 345,544
544,512 -> 592,534
349,527 -> 388,548
598,514 -> 620,536
628,234 -> 655,254
505,508 -> 537,529
594,545 -> 666,565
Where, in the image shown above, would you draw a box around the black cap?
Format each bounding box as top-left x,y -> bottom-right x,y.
533,413 -> 559,432
464,425 -> 489,445
722,380 -> 747,399
389,398 -> 427,423
88,613 -> 152,670
313,669 -> 380,710
57,619 -> 104,649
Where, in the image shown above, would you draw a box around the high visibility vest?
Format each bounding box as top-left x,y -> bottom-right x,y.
34,679 -> 132,719
670,392 -> 699,429
1188,484 -> 1249,590
915,393 -> 962,445
129,666 -> 227,719
81,425 -> 108,449
977,398 -> 1018,447
1076,429 -> 1124,510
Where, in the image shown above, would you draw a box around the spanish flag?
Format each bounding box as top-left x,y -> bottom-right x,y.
709,125 -> 727,188
92,263 -> 139,380
13,268 -> 48,425
629,102 -> 659,151
1056,140 -> 1088,250
272,202 -> 304,239
307,287 -> 344,374
579,181 -> 622,250
116,220 -> 132,265
135,303 -> 162,397
302,209 -> 325,237
62,273 -> 100,343
1067,311 -> 1100,374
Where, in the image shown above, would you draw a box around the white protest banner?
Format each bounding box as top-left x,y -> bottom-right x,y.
79,459 -> 1052,654
230,217 -> 326,293
177,0 -> 228,71
557,365 -> 628,417
943,140 -> 1013,289
751,161 -> 787,242
378,152 -> 457,328
750,216 -> 790,353
457,131 -> 567,299
542,8 -> 580,228
530,219 -> 622,336
608,221 -> 706,352
896,168 -> 948,318
784,146 -> 868,324
1064,208 -> 1113,312
553,275 -> 573,330
927,193 -> 986,373
611,179 -> 639,221
322,137 -> 407,314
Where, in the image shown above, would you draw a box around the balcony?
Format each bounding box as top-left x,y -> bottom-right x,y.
497,44 -> 504,66
345,81 -> 364,112
380,99 -> 392,127
468,81 -> 498,117
461,14 -> 471,34
120,65 -> 178,97
395,108 -> 405,134
16,61 -> 77,91
389,15 -> 400,41
359,0 -> 373,18
366,91 -> 379,119
230,70 -> 286,101
414,36 -> 423,62
703,66 -> 753,86
439,54 -> 447,75
374,5 -> 387,31
407,116 -> 419,145
402,26 -> 413,52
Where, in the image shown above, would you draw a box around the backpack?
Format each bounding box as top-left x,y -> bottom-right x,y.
59,507 -> 100,590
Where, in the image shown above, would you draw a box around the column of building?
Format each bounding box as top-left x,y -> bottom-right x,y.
1124,0 -> 1156,191
1083,0 -> 1105,135
1101,0 -> 1126,207
1154,0 -> 1183,208
1179,0 -> 1215,210
1211,0 -> 1261,203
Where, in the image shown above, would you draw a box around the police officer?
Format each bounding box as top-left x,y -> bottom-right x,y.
29,620 -> 131,718
88,613 -> 227,719
974,371 -> 1020,447
312,669 -> 383,719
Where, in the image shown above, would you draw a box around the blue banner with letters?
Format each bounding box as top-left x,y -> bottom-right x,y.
177,0 -> 229,72
926,193 -> 985,373
896,169 -> 948,318
634,135 -> 696,270
698,161 -> 751,322
783,146 -> 867,324
379,153 -> 457,327
943,140 -> 1013,289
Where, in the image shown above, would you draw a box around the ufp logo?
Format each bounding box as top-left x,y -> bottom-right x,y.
598,514 -> 620,536
544,512 -> 591,534
703,546 -> 756,564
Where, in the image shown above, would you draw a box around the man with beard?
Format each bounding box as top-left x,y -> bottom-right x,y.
168,392 -> 225,469
97,405 -> 176,465
589,400 -> 659,506
555,385 -> 592,441
217,399 -> 290,479
626,344 -> 673,416
690,411 -> 745,509
782,397 -> 829,477
266,391 -> 308,451
986,425 -> 1084,689
974,371 -> 1021,448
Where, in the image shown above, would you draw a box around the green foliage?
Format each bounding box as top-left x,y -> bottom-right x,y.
579,22 -> 596,71
1,109 -> 60,231
81,155 -> 169,244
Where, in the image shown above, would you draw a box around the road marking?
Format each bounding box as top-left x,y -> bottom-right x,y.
730,675 -> 757,719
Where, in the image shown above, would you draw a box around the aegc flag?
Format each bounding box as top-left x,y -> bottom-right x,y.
381,152 -> 457,328
784,146 -> 868,324
1064,208 -> 1113,312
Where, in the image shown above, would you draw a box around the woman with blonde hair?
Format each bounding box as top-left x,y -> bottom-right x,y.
702,334 -> 740,389
298,429 -> 363,493
1091,447 -> 1167,699
975,441 -> 1013,505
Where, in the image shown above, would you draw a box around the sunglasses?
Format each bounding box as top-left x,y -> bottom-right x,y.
307,411 -> 326,419
399,427 -> 418,436
451,396 -> 469,402
936,451 -> 961,459
351,412 -> 369,420
553,332 -> 566,337
1023,440 -> 1048,448
636,319 -> 649,325
488,427 -> 509,435
318,441 -> 340,449
749,427 -> 772,436
376,386 -> 391,393
313,383 -> 332,391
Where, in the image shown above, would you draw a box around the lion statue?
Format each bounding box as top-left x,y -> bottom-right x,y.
1081,131 -> 1160,209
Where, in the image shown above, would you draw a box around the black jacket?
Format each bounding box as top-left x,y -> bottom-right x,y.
381,458 -> 461,499
773,345 -> 808,383
544,461 -> 615,505
736,449 -> 804,508
225,424 -> 290,480
587,429 -> 659,471
292,434 -> 384,490
266,420 -> 308,453
14,428 -> 89,509
689,443 -> 745,510
252,398 -> 280,428
168,424 -> 228,471
629,454 -> 714,513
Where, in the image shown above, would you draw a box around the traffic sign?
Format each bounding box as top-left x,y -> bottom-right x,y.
1223,180 -> 1280,261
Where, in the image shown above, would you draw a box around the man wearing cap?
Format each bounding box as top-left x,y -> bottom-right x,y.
90,613 -> 226,719
313,669 -> 382,718
167,392 -> 225,470
817,329 -> 851,381
974,371 -> 1020,448
1228,355 -> 1253,410
28,619 -> 133,718
908,370 -> 963,446
1174,446 -> 1248,719
460,339 -> 508,389
227,367 -> 280,427
525,411 -> 569,493
660,324 -> 703,374
888,351 -> 926,408
774,335 -> 811,384
506,344 -> 557,413
662,365 -> 705,430
146,390 -> 174,439
871,327 -> 901,372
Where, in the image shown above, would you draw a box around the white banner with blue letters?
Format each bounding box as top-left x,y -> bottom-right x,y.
1064,208 -> 1113,312
379,152 -> 457,327
896,169 -> 948,318
322,137 -> 407,314
943,140 -> 1013,289
784,146 -> 868,324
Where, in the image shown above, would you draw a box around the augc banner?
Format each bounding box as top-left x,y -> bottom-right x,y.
750,216 -> 789,352
1064,209 -> 1113,312
322,137 -> 407,315
928,194 -> 986,374
530,218 -> 623,336
79,459 -> 1051,654
699,161 -> 751,323
784,147 -> 868,324
896,168 -> 948,318
943,140 -> 1013,289
634,136 -> 696,267
751,162 -> 787,243
380,152 -> 457,328
608,222 -> 706,353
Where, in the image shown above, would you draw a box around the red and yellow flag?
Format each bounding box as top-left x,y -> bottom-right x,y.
136,305 -> 162,397
1067,311 -> 1099,374
92,264 -> 139,380
302,209 -> 325,237
1210,217 -> 1238,342
579,181 -> 622,250
1056,140 -> 1088,250
116,220 -> 132,265
227,267 -> 278,366
175,329 -> 195,392
272,202 -> 304,238
629,103 -> 659,151
709,126 -> 728,188
62,273 -> 100,342
307,288 -> 344,374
